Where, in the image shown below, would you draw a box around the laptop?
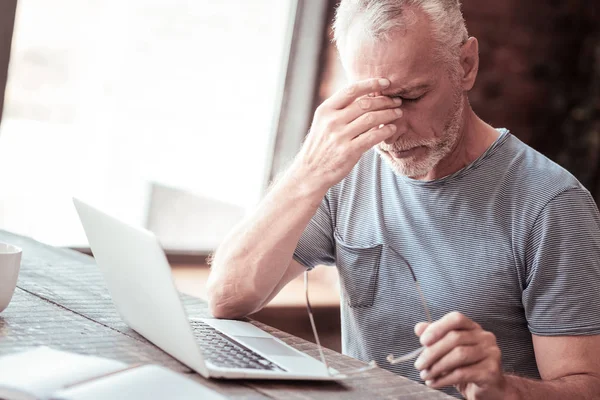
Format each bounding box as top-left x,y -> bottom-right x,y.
73,198 -> 340,380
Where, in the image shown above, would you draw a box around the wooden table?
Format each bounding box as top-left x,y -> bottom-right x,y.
0,230 -> 453,399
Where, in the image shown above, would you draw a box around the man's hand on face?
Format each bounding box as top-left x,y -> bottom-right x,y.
291,78 -> 403,194
414,312 -> 506,400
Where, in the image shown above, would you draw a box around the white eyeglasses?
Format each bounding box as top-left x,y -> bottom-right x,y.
304,246 -> 432,376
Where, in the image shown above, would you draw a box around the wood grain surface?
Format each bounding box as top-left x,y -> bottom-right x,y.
0,230 -> 453,399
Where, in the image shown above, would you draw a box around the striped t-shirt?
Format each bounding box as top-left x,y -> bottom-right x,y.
293,129 -> 600,397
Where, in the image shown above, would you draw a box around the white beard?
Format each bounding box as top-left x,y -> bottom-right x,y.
376,92 -> 464,179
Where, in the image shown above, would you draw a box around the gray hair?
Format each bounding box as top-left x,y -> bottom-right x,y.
333,0 -> 468,67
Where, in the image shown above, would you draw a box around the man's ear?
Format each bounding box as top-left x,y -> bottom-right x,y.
459,37 -> 479,91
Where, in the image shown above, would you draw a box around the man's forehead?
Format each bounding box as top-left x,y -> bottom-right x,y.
342,10 -> 439,90
344,39 -> 437,91
345,48 -> 415,78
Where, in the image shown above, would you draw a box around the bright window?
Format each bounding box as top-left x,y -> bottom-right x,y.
0,0 -> 294,250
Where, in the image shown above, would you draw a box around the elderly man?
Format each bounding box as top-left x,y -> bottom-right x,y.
207,0 -> 600,398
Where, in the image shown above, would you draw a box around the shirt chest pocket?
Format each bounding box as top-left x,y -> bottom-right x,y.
334,233 -> 383,308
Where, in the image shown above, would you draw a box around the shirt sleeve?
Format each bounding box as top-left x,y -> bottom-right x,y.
293,193 -> 335,270
524,187 -> 600,335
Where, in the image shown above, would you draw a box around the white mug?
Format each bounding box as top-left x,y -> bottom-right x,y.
0,243 -> 21,313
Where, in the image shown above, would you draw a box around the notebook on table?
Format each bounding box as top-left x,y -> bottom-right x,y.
0,347 -> 227,400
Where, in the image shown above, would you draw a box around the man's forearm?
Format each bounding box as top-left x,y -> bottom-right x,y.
504,373 -> 600,399
207,78 -> 401,319
206,165 -> 326,319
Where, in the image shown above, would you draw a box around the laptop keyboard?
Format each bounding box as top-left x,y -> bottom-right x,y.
190,320 -> 284,372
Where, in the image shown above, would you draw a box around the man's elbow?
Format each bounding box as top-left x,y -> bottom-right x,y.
206,278 -> 260,319
207,295 -> 248,319
208,300 -> 245,320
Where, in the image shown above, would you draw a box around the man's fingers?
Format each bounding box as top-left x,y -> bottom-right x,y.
415,329 -> 480,371
425,358 -> 501,390
415,322 -> 430,337
420,344 -> 487,382
425,361 -> 482,389
420,312 -> 480,346
344,108 -> 402,140
342,95 -> 402,124
326,78 -> 391,110
351,124 -> 397,152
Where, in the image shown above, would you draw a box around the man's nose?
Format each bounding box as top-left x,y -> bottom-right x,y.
384,118 -> 407,145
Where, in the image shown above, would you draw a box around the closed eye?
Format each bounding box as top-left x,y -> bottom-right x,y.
393,94 -> 424,103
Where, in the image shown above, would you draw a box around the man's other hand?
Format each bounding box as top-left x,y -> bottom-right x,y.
414,311 -> 506,400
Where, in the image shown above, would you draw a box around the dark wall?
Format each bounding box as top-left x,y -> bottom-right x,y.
0,0 -> 17,126
463,0 -> 600,197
